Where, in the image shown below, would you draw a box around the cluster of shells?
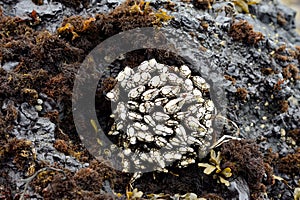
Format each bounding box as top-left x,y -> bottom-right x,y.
106,59 -> 215,171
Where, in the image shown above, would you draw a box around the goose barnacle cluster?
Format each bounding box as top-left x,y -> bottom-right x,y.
106,58 -> 215,171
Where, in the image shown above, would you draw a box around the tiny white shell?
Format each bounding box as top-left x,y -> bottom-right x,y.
179,65 -> 191,78
165,119 -> 179,126
154,97 -> 169,106
155,136 -> 169,147
127,125 -> 135,137
174,111 -> 191,121
160,85 -> 181,98
141,88 -> 159,101
137,61 -> 149,71
152,112 -> 170,121
169,136 -> 182,146
124,66 -> 134,76
116,71 -> 126,82
149,58 -> 157,68
175,125 -> 188,142
205,100 -> 214,112
127,101 -> 139,110
192,75 -> 206,89
132,73 -> 141,83
128,111 -> 143,121
205,119 -> 212,127
164,152 -> 182,162
184,116 -> 206,132
182,79 -> 194,91
128,85 -> 145,99
106,87 -> 119,102
164,97 -> 185,114
108,130 -> 119,135
167,73 -> 183,85
133,122 -> 149,131
139,101 -> 154,113
154,124 -> 173,136
124,148 -> 132,155
129,136 -> 137,144
192,88 -> 202,96
148,76 -> 161,88
144,115 -> 156,127
186,136 -> 202,145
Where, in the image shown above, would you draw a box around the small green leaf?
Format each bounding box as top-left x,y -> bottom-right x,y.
219,176 -> 230,186
221,167 -> 232,178
198,163 -> 216,175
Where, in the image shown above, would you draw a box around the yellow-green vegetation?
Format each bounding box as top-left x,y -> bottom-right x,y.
232,0 -> 261,13
126,188 -> 143,199
57,23 -> 79,40
153,9 -> 174,24
129,0 -> 151,15
129,0 -> 174,24
198,150 -> 232,186
295,187 -> 300,200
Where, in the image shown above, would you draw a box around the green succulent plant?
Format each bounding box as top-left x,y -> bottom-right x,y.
198,149 -> 232,186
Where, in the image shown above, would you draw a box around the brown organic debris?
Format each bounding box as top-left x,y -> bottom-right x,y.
278,148 -> 300,176
288,129 -> 300,144
193,0 -> 214,9
221,140 -> 274,197
282,64 -> 300,80
261,67 -> 276,75
0,138 -> 36,171
236,87 -> 248,101
278,100 -> 289,113
229,20 -> 264,45
224,75 -> 236,84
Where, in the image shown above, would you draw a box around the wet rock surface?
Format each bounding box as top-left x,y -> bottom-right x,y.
0,0 -> 299,199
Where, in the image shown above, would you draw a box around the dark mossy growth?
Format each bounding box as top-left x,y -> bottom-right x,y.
201,193 -> 224,200
278,148 -> 300,176
0,69 -> 48,103
32,159 -> 117,199
102,77 -> 118,93
53,139 -> 70,155
288,129 -> 300,144
74,168 -> 103,191
0,170 -> 14,200
88,159 -> 116,186
273,44 -> 296,62
0,100 -> 17,135
32,0 -> 44,6
229,20 -> 264,45
261,67 -> 276,76
295,45 -> 300,64
193,0 -> 214,9
133,163 -> 238,199
41,173 -> 79,199
0,15 -> 83,74
263,148 -> 279,166
220,140 -> 274,199
57,0 -> 159,53
278,100 -> 289,113
0,11 -> 34,40
0,138 -> 36,172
